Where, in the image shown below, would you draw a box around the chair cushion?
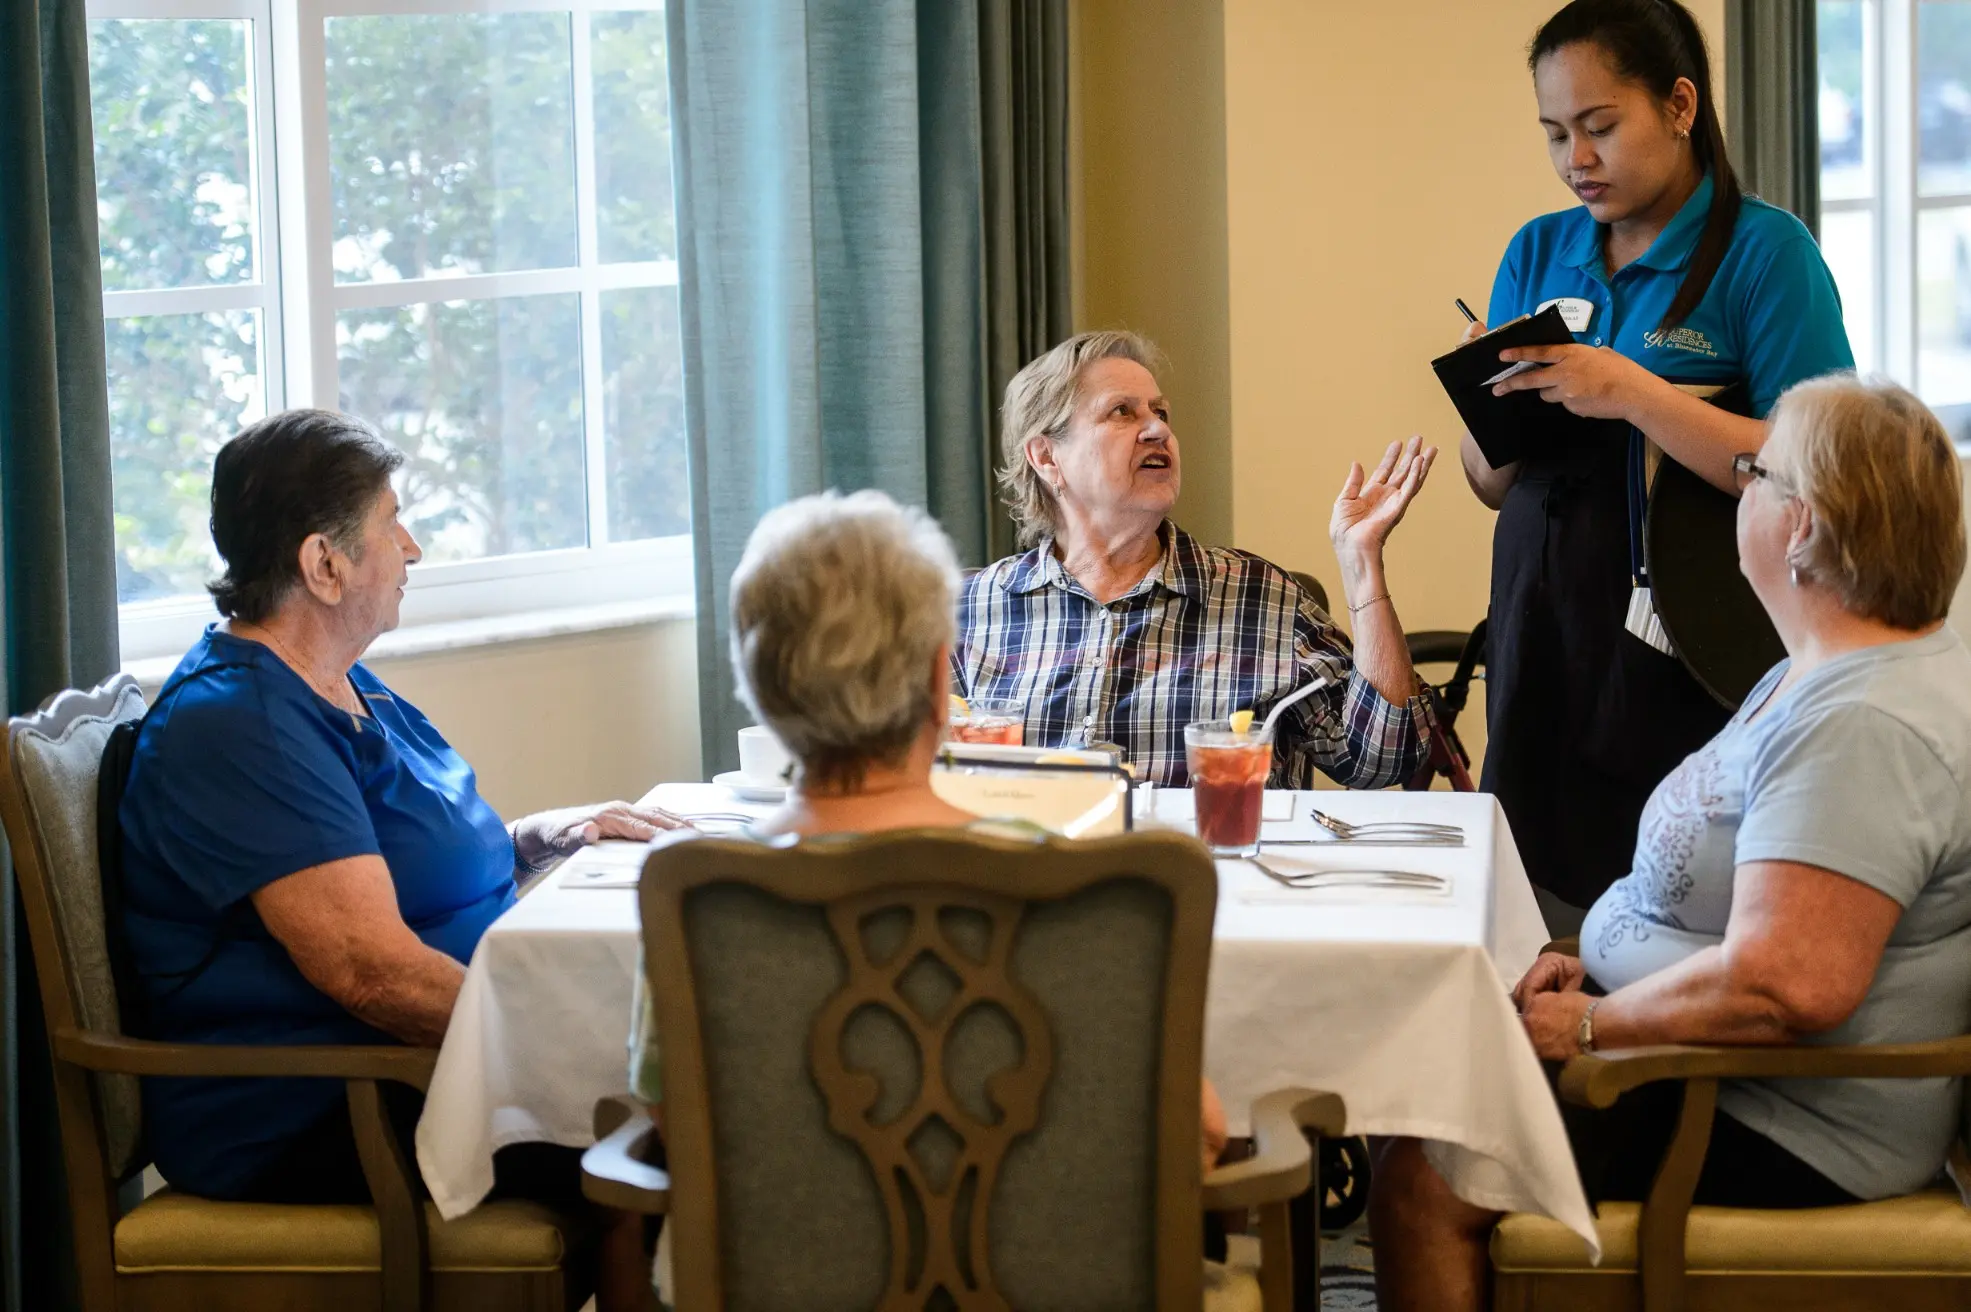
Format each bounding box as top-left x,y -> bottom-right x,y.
1492,1189 -> 1971,1275
114,1191 -> 568,1274
1203,1234 -> 1263,1312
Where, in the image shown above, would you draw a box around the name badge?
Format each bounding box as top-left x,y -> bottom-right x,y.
1537,296 -> 1596,334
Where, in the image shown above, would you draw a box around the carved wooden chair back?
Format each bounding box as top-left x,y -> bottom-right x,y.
640,826 -> 1219,1311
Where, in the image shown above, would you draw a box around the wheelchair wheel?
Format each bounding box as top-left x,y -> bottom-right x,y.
1319,1135 -> 1372,1231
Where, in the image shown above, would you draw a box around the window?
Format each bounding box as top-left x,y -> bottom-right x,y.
87,0 -> 690,662
1819,0 -> 1971,438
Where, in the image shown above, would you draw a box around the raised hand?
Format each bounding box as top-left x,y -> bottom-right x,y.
1330,435 -> 1438,565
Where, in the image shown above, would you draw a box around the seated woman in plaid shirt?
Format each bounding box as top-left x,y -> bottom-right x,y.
954,331 -> 1438,788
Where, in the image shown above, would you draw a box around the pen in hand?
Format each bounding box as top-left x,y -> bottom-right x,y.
1454,298 -> 1478,324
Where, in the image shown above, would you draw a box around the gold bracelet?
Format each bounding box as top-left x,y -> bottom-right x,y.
1348,592 -> 1391,614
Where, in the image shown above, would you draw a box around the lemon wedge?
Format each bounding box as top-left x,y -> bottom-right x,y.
949,693 -> 970,716
1229,709 -> 1255,736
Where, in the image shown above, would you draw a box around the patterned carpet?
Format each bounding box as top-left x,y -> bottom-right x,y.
1219,1221 -> 1378,1310
1318,1220 -> 1378,1310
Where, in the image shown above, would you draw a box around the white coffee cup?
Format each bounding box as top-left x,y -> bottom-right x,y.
736,725 -> 794,786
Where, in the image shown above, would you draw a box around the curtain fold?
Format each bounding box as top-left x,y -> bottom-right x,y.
1725,0 -> 1821,234
0,0 -> 121,1307
979,0 -> 1072,561
669,0 -> 1070,776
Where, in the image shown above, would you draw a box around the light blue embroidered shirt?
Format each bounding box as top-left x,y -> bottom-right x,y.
1581,629 -> 1971,1198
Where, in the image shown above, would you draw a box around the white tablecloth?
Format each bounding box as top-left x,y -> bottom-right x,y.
416,785 -> 1597,1256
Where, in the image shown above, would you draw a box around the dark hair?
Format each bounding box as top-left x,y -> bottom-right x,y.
1530,0 -> 1741,332
207,409 -> 404,623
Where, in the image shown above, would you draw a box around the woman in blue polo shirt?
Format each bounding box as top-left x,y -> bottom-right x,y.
1461,0 -> 1853,926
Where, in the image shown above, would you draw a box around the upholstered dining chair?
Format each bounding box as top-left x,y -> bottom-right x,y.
0,673 -> 589,1312
1490,938 -> 1971,1311
581,827 -> 1344,1311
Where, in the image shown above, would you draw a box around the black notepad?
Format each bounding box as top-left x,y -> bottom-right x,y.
1430,304 -> 1581,468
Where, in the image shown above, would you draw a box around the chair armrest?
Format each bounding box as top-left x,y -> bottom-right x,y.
1201,1087 -> 1346,1211
1541,936 -> 1580,958
582,1100 -> 669,1213
1560,1035 -> 1971,1109
53,1029 -> 438,1090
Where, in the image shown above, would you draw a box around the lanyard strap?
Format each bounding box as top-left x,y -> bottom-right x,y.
1626,425 -> 1650,590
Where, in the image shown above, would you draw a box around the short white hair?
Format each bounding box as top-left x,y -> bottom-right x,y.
728,490 -> 961,789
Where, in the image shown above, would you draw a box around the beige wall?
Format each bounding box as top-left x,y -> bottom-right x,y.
1073,0 -> 1236,545
367,620 -> 701,818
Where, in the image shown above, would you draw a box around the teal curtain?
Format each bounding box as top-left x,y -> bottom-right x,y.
0,0 -> 121,1307
1725,0 -> 1821,234
669,0 -> 1070,776
978,0 -> 1072,561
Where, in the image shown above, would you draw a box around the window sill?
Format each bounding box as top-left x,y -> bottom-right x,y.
121,595 -> 696,690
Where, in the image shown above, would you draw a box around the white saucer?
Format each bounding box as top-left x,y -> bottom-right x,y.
713,770 -> 788,803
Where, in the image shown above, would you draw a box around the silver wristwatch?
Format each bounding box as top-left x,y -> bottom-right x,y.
1578,998 -> 1601,1054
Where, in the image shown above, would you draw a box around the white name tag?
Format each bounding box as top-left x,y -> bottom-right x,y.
1537,296 -> 1596,334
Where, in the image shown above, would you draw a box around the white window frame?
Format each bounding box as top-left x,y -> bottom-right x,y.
92,0 -> 693,665
1824,0 -> 1971,421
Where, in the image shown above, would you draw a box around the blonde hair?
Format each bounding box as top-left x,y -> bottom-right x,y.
728,490 -> 961,791
998,331 -> 1167,548
1763,375 -> 1965,629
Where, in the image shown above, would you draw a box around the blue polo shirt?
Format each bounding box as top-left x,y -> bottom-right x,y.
1487,174 -> 1855,418
119,627 -> 517,1199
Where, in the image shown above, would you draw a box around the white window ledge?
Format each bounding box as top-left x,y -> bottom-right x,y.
121,595 -> 695,690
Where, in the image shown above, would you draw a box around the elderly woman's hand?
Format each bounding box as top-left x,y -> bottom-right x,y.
1329,435 -> 1437,565
1520,988 -> 1596,1062
1510,951 -> 1588,1011
509,801 -> 690,875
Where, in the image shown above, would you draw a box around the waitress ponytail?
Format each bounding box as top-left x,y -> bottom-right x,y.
1530,0 -> 1743,332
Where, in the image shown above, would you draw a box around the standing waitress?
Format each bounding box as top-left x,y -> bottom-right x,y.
1465,0 -> 1852,931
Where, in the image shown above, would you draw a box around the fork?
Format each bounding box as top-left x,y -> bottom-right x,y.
1308,809 -> 1464,842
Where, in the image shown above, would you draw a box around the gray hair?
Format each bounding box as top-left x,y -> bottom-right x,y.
998,330 -> 1167,548
728,490 -> 961,790
1764,374 -> 1965,629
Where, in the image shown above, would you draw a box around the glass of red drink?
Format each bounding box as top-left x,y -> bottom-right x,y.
949,700 -> 1025,746
1185,720 -> 1273,857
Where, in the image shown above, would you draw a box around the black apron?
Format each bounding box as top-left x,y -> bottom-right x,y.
1481,424 -> 1732,909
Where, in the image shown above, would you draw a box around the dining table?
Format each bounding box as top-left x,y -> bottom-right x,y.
414,781 -> 1599,1257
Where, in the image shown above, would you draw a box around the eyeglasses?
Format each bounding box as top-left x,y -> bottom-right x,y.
1730,452 -> 1782,494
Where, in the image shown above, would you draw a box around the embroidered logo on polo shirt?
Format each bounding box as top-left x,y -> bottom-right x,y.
1642,326 -> 1719,357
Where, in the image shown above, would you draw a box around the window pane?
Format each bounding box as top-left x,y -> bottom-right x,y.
1916,205 -> 1971,406
593,12 -> 676,263
337,296 -> 587,562
325,15 -> 577,283
601,286 -> 688,540
87,19 -> 255,291
1920,1 -> 1971,196
106,311 -> 262,603
1819,2 -> 1868,202
1820,208 -> 1877,373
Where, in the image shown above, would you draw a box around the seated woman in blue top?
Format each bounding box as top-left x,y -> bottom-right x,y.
118,410 -> 680,1286
1369,376 -> 1971,1311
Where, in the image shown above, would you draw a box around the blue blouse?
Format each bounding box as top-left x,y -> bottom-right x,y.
119,627 -> 517,1199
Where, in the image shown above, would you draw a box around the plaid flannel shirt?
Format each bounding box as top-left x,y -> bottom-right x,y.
952,522 -> 1429,789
